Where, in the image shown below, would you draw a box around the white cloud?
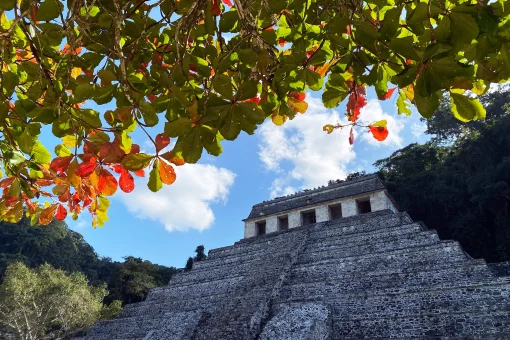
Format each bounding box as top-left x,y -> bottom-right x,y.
269,178 -> 297,199
358,100 -> 405,147
119,164 -> 235,232
411,122 -> 427,139
258,95 -> 356,191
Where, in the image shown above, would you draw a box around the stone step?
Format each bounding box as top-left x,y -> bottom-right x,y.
285,262 -> 498,296
208,210 -> 403,260
308,214 -> 410,240
331,310 -> 510,339
277,280 -> 510,319
199,223 -> 424,271
300,230 -> 440,263
168,258 -> 288,286
294,241 -> 474,275
85,310 -> 202,339
121,290 -> 268,318
307,222 -> 424,248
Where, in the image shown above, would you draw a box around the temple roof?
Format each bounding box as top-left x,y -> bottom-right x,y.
245,174 -> 385,220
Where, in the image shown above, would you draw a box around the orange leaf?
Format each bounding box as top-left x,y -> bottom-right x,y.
98,169 -> 118,196
369,126 -> 389,141
160,151 -> 185,166
316,62 -> 331,78
159,159 -> 176,185
379,87 -> 396,100
133,169 -> 145,177
39,204 -> 58,225
119,169 -> 135,193
349,127 -> 354,145
278,38 -> 287,47
56,204 -> 67,220
155,133 -> 170,153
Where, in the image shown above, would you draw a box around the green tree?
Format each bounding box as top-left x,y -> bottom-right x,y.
1,0 -> 509,227
104,256 -> 176,305
0,262 -> 107,340
194,245 -> 207,262
375,89 -> 510,261
185,257 -> 193,271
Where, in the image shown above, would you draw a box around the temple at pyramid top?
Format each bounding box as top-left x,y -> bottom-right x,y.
243,174 -> 398,238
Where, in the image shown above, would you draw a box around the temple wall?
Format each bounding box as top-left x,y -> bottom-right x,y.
244,189 -> 398,238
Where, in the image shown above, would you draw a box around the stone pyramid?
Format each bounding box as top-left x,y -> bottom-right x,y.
79,175 -> 510,339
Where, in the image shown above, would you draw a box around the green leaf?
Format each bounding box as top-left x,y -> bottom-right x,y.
450,92 -> 486,122
322,88 -> 348,108
0,102 -> 9,123
237,80 -> 258,101
238,49 -> 258,68
414,92 -> 440,119
174,129 -> 203,163
380,6 -> 402,39
219,10 -> 239,32
36,0 -> 63,21
164,118 -> 193,137
139,101 -> 158,127
18,129 -> 34,154
450,12 -> 479,47
148,160 -> 162,192
396,90 -> 412,116
302,69 -> 323,91
406,2 -> 428,35
74,83 -> 94,102
416,57 -> 474,97
122,153 -> 154,171
212,74 -> 233,98
76,108 -> 101,129
31,141 -> 51,164
2,72 -> 19,97
0,0 -> 15,10
55,144 -> 72,157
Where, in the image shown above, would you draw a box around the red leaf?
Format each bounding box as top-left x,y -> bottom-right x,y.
159,159 -> 176,185
76,162 -> 97,177
155,133 -> 170,153
147,94 -> 157,103
119,170 -> 135,193
211,0 -> 221,15
346,86 -> 367,122
50,156 -> 73,173
288,92 -> 306,101
349,127 -> 354,145
244,96 -> 260,105
189,64 -> 196,72
278,38 -> 287,47
222,0 -> 233,5
369,126 -> 389,141
346,25 -> 351,35
379,87 -> 396,100
131,144 -> 141,154
56,204 -> 67,220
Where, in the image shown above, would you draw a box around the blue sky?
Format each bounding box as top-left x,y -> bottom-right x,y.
55,87 -> 430,269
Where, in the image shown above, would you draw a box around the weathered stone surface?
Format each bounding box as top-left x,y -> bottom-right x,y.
78,179 -> 510,340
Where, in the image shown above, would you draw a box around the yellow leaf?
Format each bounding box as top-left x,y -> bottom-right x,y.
323,124 -> 335,134
271,111 -> 287,126
402,86 -> 414,102
71,67 -> 82,79
371,120 -> 387,127
62,135 -> 78,147
288,97 -> 308,114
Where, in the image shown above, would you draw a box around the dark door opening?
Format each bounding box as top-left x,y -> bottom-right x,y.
278,216 -> 289,231
357,199 -> 372,214
256,221 -> 266,235
329,203 -> 343,220
301,210 -> 316,226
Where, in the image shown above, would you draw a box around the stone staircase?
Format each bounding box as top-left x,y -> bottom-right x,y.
78,210 -> 510,339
